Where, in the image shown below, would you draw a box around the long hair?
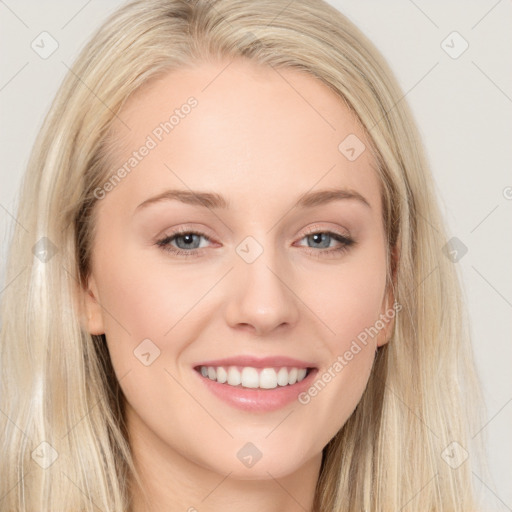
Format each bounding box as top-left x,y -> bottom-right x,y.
0,0 -> 488,510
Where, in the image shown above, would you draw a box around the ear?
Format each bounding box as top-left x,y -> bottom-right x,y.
376,287 -> 395,348
81,275 -> 105,335
376,244 -> 400,348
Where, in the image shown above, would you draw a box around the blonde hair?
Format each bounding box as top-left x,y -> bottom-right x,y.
0,0 -> 488,510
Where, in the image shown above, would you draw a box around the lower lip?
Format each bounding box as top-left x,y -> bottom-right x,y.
194,368 -> 318,412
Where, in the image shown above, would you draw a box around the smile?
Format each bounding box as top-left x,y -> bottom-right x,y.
195,365 -> 312,389
193,365 -> 319,412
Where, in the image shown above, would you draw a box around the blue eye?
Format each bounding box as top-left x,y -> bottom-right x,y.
156,228 -> 355,258
156,229 -> 210,258
295,230 -> 355,258
301,231 -> 352,250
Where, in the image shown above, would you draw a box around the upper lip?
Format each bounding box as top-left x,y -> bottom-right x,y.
194,355 -> 317,370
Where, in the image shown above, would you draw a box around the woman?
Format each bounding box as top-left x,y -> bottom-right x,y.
0,0 -> 487,510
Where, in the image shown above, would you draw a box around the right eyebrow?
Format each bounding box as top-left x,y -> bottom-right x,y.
135,189 -> 230,212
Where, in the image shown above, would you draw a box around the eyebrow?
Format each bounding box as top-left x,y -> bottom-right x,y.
135,187 -> 371,212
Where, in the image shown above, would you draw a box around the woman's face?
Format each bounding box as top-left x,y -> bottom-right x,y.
83,58 -> 394,481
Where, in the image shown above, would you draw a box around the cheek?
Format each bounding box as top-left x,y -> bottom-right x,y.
91,236 -> 223,385
295,241 -> 387,436
93,236 -> 193,337
305,241 -> 388,351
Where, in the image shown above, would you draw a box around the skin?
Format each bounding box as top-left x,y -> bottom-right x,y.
82,58 -> 395,512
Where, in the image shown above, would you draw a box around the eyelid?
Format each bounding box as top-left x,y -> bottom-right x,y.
155,222 -> 356,261
155,224 -> 216,243
156,222 -> 351,246
299,223 -> 351,239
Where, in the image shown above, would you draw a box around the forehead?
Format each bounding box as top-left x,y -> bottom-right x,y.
104,58 -> 381,216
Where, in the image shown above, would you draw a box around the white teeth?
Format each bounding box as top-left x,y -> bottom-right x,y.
241,367 -> 259,388
259,368 -> 278,389
216,366 -> 227,384
227,366 -> 241,386
277,367 -> 289,386
198,365 -> 310,389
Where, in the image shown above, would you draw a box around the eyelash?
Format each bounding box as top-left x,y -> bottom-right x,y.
155,226 -> 355,259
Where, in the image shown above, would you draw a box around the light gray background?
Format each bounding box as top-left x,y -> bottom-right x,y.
1,1 -> 511,509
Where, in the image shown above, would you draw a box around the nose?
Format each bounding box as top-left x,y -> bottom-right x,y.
224,246 -> 300,337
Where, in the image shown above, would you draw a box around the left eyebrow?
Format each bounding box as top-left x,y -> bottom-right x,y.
295,188 -> 371,209
134,187 -> 371,213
